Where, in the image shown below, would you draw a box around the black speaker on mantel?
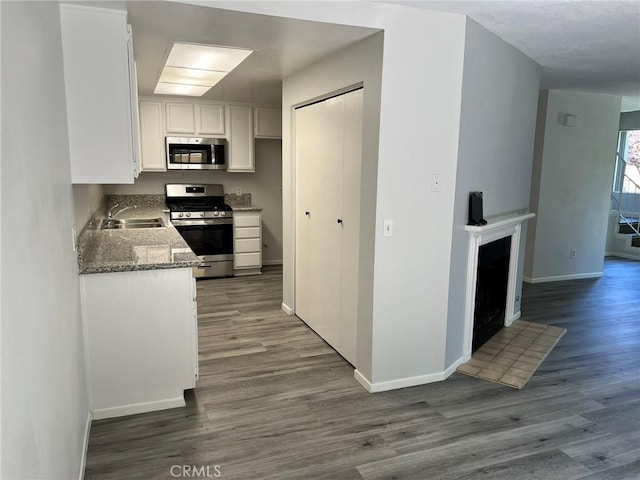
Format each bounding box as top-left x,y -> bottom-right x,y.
468,191 -> 487,226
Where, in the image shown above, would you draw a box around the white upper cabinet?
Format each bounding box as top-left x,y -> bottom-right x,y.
139,101 -> 166,171
227,105 -> 255,172
166,102 -> 225,136
60,4 -> 139,184
166,102 -> 195,134
197,104 -> 225,136
254,107 -> 282,138
137,97 -> 279,173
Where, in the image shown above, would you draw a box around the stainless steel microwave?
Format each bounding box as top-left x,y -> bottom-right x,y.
166,137 -> 227,170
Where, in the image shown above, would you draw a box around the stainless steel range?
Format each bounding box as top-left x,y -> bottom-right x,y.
166,184 -> 234,279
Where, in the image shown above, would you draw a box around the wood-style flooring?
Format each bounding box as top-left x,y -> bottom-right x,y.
84,258 -> 640,479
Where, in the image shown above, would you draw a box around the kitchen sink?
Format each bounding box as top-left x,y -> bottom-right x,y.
99,218 -> 165,230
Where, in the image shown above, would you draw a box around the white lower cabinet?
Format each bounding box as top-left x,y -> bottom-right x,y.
80,268 -> 198,419
233,212 -> 262,275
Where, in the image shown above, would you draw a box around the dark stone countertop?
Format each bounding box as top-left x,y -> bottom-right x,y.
77,199 -> 200,275
231,205 -> 263,212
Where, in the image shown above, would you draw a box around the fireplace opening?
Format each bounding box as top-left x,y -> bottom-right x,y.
473,235 -> 512,352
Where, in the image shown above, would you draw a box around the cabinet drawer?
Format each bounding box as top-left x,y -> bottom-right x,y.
235,238 -> 261,253
235,252 -> 261,269
235,227 -> 260,239
234,215 -> 261,228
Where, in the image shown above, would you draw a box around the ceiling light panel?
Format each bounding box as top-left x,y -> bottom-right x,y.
154,83 -> 212,96
159,67 -> 226,86
166,43 -> 253,72
155,43 -> 254,97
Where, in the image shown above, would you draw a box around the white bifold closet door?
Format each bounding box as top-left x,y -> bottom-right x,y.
295,88 -> 363,366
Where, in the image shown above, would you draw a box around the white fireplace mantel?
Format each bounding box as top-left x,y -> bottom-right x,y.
462,211 -> 535,361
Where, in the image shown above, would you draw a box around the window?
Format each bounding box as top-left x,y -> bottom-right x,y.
613,130 -> 640,193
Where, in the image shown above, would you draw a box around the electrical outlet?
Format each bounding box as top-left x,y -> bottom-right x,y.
570,248 -> 577,259
236,188 -> 242,196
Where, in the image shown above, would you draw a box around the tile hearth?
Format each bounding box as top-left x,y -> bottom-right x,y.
457,320 -> 567,389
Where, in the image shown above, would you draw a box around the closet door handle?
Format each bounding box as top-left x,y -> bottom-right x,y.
305,211 -> 310,216
337,219 -> 343,224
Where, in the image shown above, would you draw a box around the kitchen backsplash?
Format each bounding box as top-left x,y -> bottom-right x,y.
102,193 -> 254,210
224,193 -> 252,207
106,194 -> 166,209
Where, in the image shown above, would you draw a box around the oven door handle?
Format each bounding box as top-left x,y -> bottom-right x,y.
171,218 -> 233,226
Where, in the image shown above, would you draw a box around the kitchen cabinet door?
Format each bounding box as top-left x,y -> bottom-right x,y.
80,268 -> 197,419
166,102 -> 195,134
197,104 -> 225,136
227,105 -> 255,172
254,107 -> 282,138
60,4 -> 139,184
139,101 -> 166,171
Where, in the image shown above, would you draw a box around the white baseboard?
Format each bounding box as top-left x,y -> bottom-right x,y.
506,311 -> 521,326
443,354 -> 470,377
262,259 -> 283,266
354,368 -> 453,393
523,271 -> 603,283
92,396 -> 185,420
355,349 -> 512,393
233,269 -> 262,276
281,303 -> 294,315
78,411 -> 93,480
606,252 -> 640,261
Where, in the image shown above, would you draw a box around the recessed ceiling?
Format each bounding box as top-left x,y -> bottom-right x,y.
126,1 -> 380,104
127,0 -> 640,111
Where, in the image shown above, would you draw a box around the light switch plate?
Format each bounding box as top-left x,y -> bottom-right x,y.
383,219 -> 393,237
71,227 -> 77,252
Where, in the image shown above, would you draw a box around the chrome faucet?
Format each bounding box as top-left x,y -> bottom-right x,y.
107,204 -> 138,221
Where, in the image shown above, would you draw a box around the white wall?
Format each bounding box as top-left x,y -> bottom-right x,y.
73,184 -> 104,233
104,138 -> 283,262
525,90 -> 622,281
445,19 -> 540,366
1,2 -> 89,478
203,1 -> 468,387
283,32 -> 384,380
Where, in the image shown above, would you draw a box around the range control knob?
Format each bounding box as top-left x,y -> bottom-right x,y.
185,212 -> 191,218
220,212 -> 226,217
200,212 -> 205,217
178,212 -> 184,218
213,211 -> 220,217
